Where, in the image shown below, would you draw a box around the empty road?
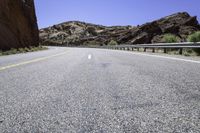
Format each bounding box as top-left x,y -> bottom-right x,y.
0,47 -> 200,132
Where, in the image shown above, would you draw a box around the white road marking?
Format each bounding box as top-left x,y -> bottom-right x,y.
88,54 -> 92,60
129,52 -> 200,64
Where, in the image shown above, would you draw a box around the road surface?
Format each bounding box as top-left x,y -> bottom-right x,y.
0,47 -> 200,132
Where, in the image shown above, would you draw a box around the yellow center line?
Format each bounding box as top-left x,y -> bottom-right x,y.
0,51 -> 68,71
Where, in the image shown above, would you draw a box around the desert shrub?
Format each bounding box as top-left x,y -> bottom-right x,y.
86,40 -> 101,46
18,48 -> 26,53
24,47 -> 30,52
163,34 -> 178,43
108,40 -> 118,45
87,26 -> 97,36
9,48 -> 18,54
0,46 -> 47,56
192,48 -> 200,55
2,48 -> 18,55
2,51 -> 10,55
29,46 -> 36,52
187,31 -> 200,55
187,31 -> 200,42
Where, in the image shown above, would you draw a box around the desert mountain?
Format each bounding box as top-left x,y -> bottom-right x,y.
40,12 -> 200,46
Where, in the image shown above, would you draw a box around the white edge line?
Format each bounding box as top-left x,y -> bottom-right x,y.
128,52 -> 200,64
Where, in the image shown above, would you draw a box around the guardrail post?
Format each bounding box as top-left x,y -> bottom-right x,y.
179,48 -> 183,55
164,48 -> 167,53
144,48 -> 146,52
127,47 -> 130,51
132,48 -> 134,51
137,48 -> 139,51
152,48 -> 155,53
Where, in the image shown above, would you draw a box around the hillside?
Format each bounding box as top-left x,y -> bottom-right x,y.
40,12 -> 200,46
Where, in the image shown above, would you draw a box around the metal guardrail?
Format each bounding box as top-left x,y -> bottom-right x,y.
102,42 -> 200,55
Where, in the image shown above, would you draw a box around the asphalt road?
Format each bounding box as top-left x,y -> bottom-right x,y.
0,47 -> 200,133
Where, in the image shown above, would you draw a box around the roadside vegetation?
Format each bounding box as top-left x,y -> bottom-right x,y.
187,31 -> 200,42
108,40 -> 118,45
157,32 -> 200,56
164,48 -> 200,56
0,46 -> 48,56
165,48 -> 199,56
187,31 -> 200,55
163,34 -> 179,43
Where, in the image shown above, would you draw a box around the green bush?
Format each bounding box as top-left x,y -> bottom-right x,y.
187,31 -> 200,42
18,48 -> 26,53
0,46 -> 47,56
9,48 -> 18,54
187,31 -> 200,55
24,47 -> 30,52
108,40 -> 118,45
163,34 -> 178,43
86,40 -> 100,46
192,48 -> 200,56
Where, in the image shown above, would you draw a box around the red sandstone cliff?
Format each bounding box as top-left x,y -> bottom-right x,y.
0,0 -> 39,50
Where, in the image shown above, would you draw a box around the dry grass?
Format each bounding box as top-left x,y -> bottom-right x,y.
0,46 -> 48,56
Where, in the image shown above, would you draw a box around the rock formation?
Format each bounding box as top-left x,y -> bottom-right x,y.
40,12 -> 200,46
0,0 -> 39,51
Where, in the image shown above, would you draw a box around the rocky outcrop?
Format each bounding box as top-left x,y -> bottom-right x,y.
40,12 -> 200,46
119,12 -> 200,44
40,21 -> 133,46
0,0 -> 39,51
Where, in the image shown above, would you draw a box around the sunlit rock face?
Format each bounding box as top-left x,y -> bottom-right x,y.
0,0 -> 39,50
40,12 -> 200,46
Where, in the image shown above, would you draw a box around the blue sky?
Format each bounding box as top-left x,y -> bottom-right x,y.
35,0 -> 200,28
